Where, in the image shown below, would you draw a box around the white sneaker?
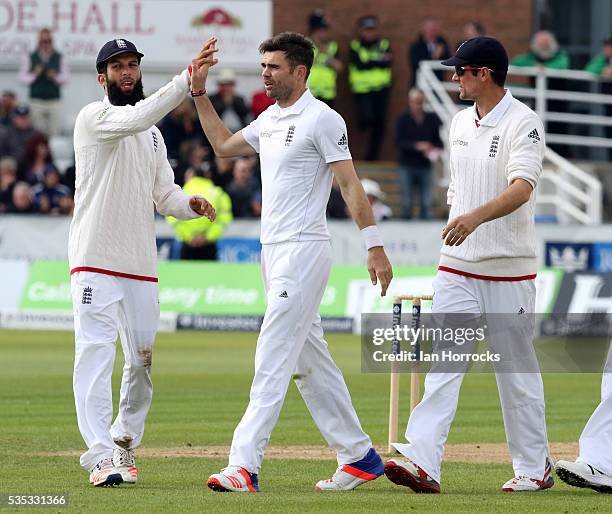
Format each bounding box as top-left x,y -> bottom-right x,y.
556,460 -> 612,493
207,466 -> 260,492
502,460 -> 554,492
315,448 -> 384,491
112,447 -> 138,484
89,457 -> 123,487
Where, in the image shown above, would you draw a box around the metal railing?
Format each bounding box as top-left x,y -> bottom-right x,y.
417,61 -> 603,225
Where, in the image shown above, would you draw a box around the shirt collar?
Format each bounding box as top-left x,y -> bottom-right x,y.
473,89 -> 513,128
271,88 -> 314,118
102,96 -> 111,105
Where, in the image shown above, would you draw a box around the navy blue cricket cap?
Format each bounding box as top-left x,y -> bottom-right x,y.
96,38 -> 144,73
441,36 -> 508,72
358,15 -> 379,30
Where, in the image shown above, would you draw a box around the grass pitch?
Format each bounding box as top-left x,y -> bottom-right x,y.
1,329 -> 609,512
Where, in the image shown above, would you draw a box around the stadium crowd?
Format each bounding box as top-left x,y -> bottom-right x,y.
1,14 -> 611,229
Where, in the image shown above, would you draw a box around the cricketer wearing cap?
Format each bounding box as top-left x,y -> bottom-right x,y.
189,33 -> 393,493
69,38 -> 216,487
385,37 -> 552,493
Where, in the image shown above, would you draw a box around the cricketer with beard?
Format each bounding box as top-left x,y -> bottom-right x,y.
68,38 -> 217,487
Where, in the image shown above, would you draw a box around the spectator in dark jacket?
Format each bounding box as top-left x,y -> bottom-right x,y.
0,104 -> 42,162
409,17 -> 450,86
7,181 -> 36,213
0,90 -> 17,127
18,133 -> 58,185
0,156 -> 18,213
327,177 -> 348,218
158,99 -> 207,164
395,88 -> 442,219
31,167 -> 73,214
209,69 -> 249,133
225,157 -> 262,218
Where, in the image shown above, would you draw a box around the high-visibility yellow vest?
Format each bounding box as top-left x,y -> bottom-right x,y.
348,39 -> 392,94
308,41 -> 338,100
166,176 -> 233,243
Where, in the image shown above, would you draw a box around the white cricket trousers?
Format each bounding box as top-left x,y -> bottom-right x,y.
393,271 -> 549,483
229,240 -> 372,474
578,343 -> 612,474
71,271 -> 159,471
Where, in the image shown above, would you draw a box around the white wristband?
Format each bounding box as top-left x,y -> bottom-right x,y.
361,225 -> 384,250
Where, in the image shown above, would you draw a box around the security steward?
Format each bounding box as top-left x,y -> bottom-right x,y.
348,15 -> 392,161
167,169 -> 233,260
307,11 -> 343,109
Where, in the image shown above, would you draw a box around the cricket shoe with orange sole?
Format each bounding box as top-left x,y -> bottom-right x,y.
207,466 -> 260,492
384,456 -> 440,493
112,446 -> 138,484
556,460 -> 612,493
89,457 -> 123,487
315,448 -> 384,491
502,459 -> 554,492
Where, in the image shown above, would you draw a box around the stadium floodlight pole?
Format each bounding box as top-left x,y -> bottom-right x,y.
388,294 -> 433,454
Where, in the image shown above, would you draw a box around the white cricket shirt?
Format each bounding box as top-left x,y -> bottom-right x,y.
241,89 -> 351,244
440,90 -> 545,279
69,70 -> 199,281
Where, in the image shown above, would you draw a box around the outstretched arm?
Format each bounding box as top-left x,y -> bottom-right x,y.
190,37 -> 256,158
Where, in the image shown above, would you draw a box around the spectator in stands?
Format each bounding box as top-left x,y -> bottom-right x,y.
177,140 -> 213,187
512,30 -> 569,69
0,90 -> 17,127
0,156 -> 18,213
512,30 -> 570,156
460,21 -> 486,47
19,28 -> 69,136
209,69 -> 249,133
409,17 -> 450,87
395,88 -> 442,220
0,104 -> 41,162
62,163 -> 76,195
308,9 -> 343,108
19,133 -> 58,185
31,167 -> 73,214
7,181 -> 36,213
225,157 -> 262,218
349,15 -> 392,161
211,155 -> 236,189
585,36 -> 612,78
250,89 -> 275,119
362,178 -> 392,221
158,99 -> 205,164
327,177 -> 349,218
166,168 -> 233,260
585,36 -> 612,159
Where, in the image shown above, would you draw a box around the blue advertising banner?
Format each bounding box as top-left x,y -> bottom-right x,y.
545,242 -> 592,272
592,243 -> 612,272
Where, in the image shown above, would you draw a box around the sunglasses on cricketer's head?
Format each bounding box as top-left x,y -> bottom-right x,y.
454,65 -> 494,76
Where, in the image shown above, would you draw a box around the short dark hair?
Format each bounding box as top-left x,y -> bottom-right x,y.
258,32 -> 314,78
490,68 -> 507,87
